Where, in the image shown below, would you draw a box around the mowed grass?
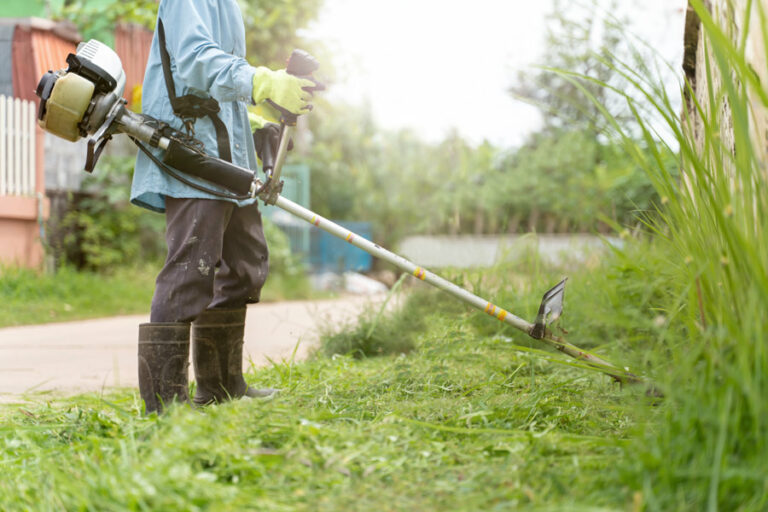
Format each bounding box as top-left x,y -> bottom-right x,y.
0,250 -> 662,511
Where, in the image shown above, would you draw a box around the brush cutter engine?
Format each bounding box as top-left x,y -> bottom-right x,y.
37,40 -> 126,144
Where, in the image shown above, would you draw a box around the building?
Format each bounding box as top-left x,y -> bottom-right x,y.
0,9 -> 153,268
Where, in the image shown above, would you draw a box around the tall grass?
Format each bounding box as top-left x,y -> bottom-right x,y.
571,1 -> 768,508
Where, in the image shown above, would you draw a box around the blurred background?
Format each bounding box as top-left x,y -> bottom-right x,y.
0,0 -> 685,290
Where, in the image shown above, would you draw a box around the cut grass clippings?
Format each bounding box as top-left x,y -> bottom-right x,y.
0,248 -> 662,510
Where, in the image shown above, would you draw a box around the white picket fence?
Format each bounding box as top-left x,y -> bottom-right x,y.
0,95 -> 37,196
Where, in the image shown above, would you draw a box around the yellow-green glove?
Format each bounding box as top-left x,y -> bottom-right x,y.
247,103 -> 281,132
248,111 -> 269,132
248,105 -> 292,165
251,67 -> 315,115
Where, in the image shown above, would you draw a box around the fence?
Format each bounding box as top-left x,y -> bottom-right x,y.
0,95 -> 36,196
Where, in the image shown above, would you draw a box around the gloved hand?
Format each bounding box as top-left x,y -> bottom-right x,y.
248,110 -> 293,167
247,102 -> 280,132
247,111 -> 270,132
251,67 -> 315,115
252,123 -> 281,165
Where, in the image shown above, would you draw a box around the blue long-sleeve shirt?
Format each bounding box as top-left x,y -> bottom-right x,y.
131,0 -> 257,212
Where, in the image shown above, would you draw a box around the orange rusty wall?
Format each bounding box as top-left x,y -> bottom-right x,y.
115,23 -> 153,107
13,23 -> 152,108
12,26 -> 78,102
11,25 -> 35,102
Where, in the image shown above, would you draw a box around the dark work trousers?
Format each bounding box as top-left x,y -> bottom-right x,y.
150,197 -> 269,323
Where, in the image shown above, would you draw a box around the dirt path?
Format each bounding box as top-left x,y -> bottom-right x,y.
0,295 -> 382,403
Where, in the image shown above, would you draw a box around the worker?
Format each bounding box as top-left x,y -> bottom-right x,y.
130,0 -> 314,413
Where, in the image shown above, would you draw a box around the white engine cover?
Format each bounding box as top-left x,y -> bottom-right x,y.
76,39 -> 127,98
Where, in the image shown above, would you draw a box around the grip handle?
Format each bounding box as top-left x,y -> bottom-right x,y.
285,49 -> 325,92
286,49 -> 319,76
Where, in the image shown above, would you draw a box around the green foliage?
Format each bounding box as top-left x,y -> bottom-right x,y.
495,129 -> 671,232
259,218 -> 314,301
262,217 -> 304,279
575,1 -> 768,508
55,0 -> 159,44
304,101 -> 665,245
238,0 -> 325,69
56,157 -> 166,272
510,0 -> 634,135
317,282 -> 449,358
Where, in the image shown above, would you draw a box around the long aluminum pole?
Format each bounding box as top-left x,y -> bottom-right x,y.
272,194 -> 641,383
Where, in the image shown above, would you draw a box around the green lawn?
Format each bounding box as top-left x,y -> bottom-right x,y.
0,254 -> 661,510
0,265 -> 318,328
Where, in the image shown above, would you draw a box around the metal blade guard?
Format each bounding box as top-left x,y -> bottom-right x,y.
530,278 -> 567,339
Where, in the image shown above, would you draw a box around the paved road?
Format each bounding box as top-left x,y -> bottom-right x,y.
0,295 -> 381,403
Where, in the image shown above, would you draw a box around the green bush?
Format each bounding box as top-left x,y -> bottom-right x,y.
56,157 -> 166,272
317,285 -> 447,358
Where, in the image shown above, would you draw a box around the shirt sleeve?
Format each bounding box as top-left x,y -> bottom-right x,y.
158,0 -> 254,103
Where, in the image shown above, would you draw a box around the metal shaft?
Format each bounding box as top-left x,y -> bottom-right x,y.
115,108 -> 170,150
271,125 -> 294,184
272,194 -> 640,383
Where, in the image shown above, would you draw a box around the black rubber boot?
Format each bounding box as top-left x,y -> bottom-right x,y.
138,323 -> 190,414
192,307 -> 278,406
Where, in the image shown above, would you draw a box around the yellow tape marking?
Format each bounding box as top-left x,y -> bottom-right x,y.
484,302 -> 491,313
346,233 -> 354,242
413,267 -> 426,280
497,310 -> 507,322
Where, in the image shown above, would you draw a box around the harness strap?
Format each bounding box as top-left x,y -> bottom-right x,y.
157,19 -> 233,162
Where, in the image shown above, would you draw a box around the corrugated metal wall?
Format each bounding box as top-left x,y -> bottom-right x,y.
115,23 -> 153,107
0,25 -> 14,97
12,25 -> 77,102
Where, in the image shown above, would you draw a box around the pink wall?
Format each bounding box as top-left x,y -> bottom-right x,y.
0,126 -> 49,268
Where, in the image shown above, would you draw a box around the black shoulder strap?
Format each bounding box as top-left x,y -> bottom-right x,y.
157,19 -> 182,113
156,19 -> 233,163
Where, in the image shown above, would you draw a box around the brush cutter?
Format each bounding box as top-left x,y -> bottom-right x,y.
35,40 -> 641,384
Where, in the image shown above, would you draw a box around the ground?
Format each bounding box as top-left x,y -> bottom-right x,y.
0,295 -> 383,403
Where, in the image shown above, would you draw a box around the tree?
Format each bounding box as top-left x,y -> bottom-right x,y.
239,0 -> 325,68
510,0 -> 633,137
55,0 -> 325,69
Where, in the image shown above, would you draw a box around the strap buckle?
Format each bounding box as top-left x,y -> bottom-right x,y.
183,118 -> 196,137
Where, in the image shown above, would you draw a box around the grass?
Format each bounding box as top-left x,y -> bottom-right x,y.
559,1 -> 768,508
0,264 -> 321,328
3,2 -> 767,508
0,265 -> 157,327
0,245 -> 664,510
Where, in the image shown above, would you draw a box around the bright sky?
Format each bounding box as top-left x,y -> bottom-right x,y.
304,0 -> 688,146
